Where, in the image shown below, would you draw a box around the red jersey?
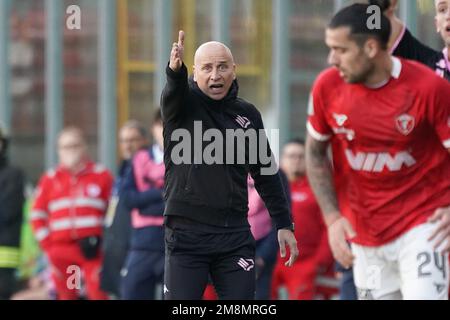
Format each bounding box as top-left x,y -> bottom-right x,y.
31,162 -> 113,250
290,177 -> 331,262
307,57 -> 450,246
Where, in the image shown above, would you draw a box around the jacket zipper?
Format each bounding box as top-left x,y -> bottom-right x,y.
221,106 -> 234,227
70,175 -> 77,240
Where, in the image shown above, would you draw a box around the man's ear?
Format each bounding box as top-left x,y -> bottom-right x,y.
232,64 -> 236,80
193,65 -> 197,82
364,39 -> 379,59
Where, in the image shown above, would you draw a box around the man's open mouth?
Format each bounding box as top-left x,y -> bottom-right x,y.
209,84 -> 224,89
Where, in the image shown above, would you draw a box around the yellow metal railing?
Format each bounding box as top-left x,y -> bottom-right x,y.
117,0 -> 272,125
117,0 -> 129,127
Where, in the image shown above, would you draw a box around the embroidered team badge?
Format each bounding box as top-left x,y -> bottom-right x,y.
333,113 -> 348,126
396,114 -> 415,136
235,115 -> 251,129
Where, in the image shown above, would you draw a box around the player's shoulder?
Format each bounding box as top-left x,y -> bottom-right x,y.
312,67 -> 343,93
400,58 -> 438,79
400,58 -> 449,90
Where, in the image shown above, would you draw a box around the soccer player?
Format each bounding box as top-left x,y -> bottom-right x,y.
306,4 -> 450,300
369,0 -> 449,80
161,31 -> 298,300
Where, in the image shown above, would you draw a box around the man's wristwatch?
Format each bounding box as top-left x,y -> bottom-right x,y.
281,223 -> 295,232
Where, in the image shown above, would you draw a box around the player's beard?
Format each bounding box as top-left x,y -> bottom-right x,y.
346,61 -> 375,84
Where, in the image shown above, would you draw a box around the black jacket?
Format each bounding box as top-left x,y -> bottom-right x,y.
160,64 -> 292,230
0,159 -> 24,247
393,28 -> 450,81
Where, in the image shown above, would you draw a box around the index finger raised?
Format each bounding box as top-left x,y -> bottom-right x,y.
178,30 -> 185,47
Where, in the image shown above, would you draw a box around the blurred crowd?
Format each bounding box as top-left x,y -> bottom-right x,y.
0,109 -> 340,300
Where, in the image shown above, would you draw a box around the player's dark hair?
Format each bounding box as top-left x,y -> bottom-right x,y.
368,0 -> 391,12
329,3 -> 391,50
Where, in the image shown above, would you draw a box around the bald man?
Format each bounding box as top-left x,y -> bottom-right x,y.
160,31 -> 298,300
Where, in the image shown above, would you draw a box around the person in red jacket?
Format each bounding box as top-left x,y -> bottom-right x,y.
31,127 -> 113,300
271,139 -> 337,300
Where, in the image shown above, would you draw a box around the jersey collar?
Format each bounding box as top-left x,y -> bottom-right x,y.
391,56 -> 402,79
365,57 -> 402,89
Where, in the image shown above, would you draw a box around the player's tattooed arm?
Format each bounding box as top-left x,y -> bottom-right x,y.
305,134 -> 341,226
306,134 -> 356,268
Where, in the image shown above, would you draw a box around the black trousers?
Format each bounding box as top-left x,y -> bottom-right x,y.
0,268 -> 17,300
164,226 -> 256,300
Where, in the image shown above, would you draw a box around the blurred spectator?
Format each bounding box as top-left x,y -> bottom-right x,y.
0,126 -> 25,299
120,109 -> 165,300
249,171 -> 291,300
10,274 -> 50,300
272,139 -> 337,300
100,120 -> 148,299
10,255 -> 55,300
369,0 -> 449,81
30,127 -> 113,300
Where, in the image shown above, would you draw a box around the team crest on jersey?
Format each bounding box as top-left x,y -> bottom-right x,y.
87,184 -> 101,197
235,115 -> 251,129
333,113 -> 348,126
395,114 -> 415,136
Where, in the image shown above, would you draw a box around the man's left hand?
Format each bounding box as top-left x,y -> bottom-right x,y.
278,229 -> 299,267
428,206 -> 450,254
